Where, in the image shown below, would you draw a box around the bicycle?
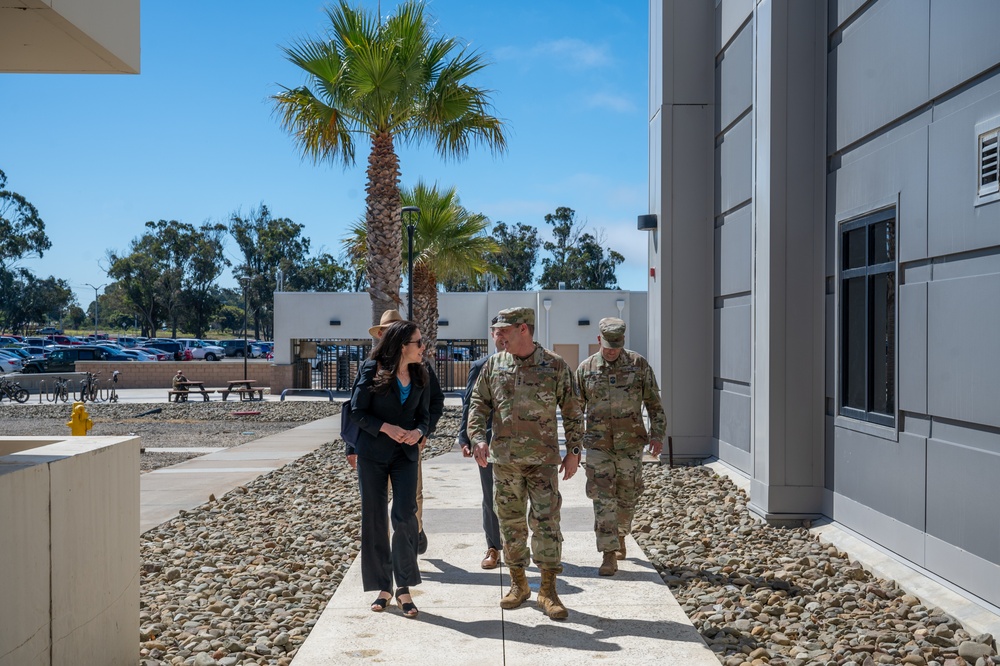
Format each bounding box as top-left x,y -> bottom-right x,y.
0,376 -> 29,403
51,376 -> 69,403
80,371 -> 100,402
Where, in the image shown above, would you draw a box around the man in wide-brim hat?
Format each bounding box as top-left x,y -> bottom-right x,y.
368,309 -> 404,338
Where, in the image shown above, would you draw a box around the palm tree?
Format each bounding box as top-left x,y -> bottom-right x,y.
273,0 -> 507,326
345,180 -> 500,360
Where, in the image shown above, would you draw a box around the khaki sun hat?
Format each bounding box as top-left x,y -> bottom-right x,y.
369,309 -> 404,338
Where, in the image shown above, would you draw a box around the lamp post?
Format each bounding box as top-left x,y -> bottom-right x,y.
240,277 -> 250,381
84,283 -> 106,339
401,206 -> 421,321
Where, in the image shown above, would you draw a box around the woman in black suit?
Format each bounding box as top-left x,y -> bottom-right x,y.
349,320 -> 429,617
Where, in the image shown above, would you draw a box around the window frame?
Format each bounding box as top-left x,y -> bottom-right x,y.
975,115 -> 1000,206
837,207 -> 898,429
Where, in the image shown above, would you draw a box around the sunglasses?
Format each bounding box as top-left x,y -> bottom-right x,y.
403,338 -> 425,347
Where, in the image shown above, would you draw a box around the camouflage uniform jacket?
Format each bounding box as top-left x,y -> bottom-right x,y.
468,342 -> 583,465
576,349 -> 666,452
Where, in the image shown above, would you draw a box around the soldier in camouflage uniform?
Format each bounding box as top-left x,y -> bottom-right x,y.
468,306 -> 583,620
577,317 -> 665,576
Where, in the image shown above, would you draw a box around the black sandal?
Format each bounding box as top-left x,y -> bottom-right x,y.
371,592 -> 391,612
395,587 -> 418,618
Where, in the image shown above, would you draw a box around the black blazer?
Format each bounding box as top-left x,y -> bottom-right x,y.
349,359 -> 430,463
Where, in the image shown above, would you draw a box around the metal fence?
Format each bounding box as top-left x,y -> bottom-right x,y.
297,338 -> 489,392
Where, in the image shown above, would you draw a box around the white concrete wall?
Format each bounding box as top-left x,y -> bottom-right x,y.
0,435 -> 140,666
273,290 -> 648,365
0,0 -> 140,73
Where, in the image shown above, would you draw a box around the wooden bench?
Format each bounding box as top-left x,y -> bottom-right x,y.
167,389 -> 214,402
220,387 -> 265,401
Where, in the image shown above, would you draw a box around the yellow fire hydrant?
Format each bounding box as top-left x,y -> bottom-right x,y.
66,401 -> 93,436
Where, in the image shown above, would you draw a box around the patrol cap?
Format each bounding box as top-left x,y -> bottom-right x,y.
599,317 -> 626,348
491,307 -> 535,328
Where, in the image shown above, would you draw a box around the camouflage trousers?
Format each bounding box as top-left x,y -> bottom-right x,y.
585,447 -> 644,552
493,463 -> 563,572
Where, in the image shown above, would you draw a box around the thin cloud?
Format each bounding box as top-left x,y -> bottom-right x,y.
586,92 -> 636,113
497,38 -> 612,70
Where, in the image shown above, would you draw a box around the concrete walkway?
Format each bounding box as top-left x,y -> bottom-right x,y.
291,449 -> 720,665
140,415 -> 338,533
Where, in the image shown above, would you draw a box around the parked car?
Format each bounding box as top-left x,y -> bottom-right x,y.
21,346 -> 50,360
0,349 -> 25,374
218,339 -> 252,358
21,345 -> 133,373
250,341 -> 273,358
36,327 -> 62,335
141,340 -> 184,361
174,338 -> 224,361
2,347 -> 31,362
121,348 -> 160,362
95,342 -> 128,354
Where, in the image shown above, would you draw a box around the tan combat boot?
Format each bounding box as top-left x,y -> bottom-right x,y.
536,570 -> 568,619
616,535 -> 627,560
599,550 -> 618,576
500,567 -> 531,609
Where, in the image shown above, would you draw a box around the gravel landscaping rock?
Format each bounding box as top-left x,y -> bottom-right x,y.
633,464 -> 997,666
3,402 -> 992,665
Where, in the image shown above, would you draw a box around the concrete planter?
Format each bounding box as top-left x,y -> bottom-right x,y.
0,435 -> 139,666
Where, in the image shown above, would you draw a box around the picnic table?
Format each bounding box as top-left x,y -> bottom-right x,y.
220,379 -> 265,402
168,381 -> 214,402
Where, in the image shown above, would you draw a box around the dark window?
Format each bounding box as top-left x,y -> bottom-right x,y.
839,208 -> 896,427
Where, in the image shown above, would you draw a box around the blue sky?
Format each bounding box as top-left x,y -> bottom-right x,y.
1,0 -> 650,309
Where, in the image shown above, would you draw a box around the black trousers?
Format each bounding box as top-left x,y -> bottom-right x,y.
358,447 -> 421,592
480,461 -> 502,550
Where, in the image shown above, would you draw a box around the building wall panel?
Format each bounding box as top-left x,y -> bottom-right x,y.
715,303 -> 751,384
926,272 -> 1000,428
829,0 -> 929,151
832,427 -> 927,530
717,21 -> 752,132
829,0 -> 869,32
898,282 -> 928,414
717,0 -> 753,53
715,205 -> 752,296
928,0 -> 1000,98
927,434 -> 1000,565
715,387 -> 751,455
717,113 -> 753,214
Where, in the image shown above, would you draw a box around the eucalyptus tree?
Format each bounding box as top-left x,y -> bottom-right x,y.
539,207 -> 625,290
229,204 -> 310,339
107,221 -> 229,337
346,180 -> 498,360
0,167 -> 49,270
273,0 -> 507,326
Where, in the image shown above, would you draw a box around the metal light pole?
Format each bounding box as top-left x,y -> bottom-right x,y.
240,277 -> 250,381
84,283 -> 106,338
401,206 -> 421,321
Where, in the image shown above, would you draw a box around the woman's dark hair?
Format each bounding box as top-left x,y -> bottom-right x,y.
369,320 -> 428,393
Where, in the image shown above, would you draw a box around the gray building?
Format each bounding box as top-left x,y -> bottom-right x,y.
649,1 -> 1000,609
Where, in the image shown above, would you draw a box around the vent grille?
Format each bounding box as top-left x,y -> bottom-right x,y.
979,130 -> 999,196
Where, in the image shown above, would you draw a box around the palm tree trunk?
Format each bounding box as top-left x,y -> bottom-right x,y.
412,261 -> 438,364
365,130 -> 403,326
